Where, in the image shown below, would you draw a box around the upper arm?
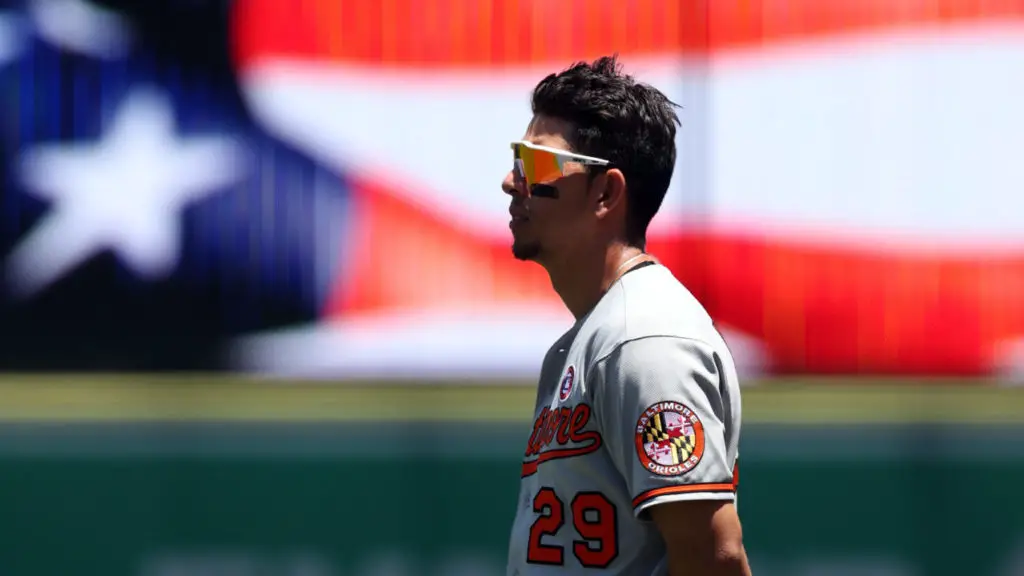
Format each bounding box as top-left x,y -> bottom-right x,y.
591,336 -> 748,573
591,336 -> 739,518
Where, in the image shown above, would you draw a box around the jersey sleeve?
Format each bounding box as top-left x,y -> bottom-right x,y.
592,336 -> 736,518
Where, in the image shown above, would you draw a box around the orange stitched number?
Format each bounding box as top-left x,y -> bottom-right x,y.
571,492 -> 618,567
526,488 -> 618,568
527,488 -> 565,565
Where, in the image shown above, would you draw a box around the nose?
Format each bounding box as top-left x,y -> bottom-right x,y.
502,170 -> 520,197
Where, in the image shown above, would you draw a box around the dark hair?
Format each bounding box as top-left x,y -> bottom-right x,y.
531,54 -> 681,248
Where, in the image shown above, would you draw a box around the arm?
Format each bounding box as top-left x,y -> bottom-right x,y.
592,335 -> 749,575
649,499 -> 751,576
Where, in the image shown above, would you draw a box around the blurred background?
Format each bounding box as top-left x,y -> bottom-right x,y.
0,0 -> 1022,574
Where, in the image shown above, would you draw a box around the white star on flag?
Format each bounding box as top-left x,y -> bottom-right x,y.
6,88 -> 248,299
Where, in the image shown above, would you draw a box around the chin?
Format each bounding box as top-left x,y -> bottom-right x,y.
511,241 -> 542,261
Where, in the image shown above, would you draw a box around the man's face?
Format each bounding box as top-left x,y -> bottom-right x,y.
502,115 -> 595,263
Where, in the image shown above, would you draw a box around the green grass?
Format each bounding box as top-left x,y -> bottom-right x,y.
0,374 -> 1020,424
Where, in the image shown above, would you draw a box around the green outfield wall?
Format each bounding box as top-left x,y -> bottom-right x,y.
0,380 -> 1021,576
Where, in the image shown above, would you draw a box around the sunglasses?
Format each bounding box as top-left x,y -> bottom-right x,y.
510,140 -> 610,197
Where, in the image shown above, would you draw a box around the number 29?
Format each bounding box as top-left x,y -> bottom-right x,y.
527,487 -> 619,568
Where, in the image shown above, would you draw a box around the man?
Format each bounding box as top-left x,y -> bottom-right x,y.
502,56 -> 751,576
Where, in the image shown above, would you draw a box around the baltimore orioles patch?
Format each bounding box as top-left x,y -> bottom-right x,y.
634,401 -> 705,476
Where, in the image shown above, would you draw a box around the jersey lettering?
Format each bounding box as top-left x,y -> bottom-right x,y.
521,404 -> 602,478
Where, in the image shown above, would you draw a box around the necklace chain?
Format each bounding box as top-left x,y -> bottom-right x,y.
610,252 -> 650,285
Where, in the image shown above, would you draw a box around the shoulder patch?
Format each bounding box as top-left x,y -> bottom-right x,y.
634,401 -> 705,476
558,365 -> 575,402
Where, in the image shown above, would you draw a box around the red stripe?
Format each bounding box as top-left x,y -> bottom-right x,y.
632,483 -> 736,509
654,231 -> 1024,375
326,181 -> 1024,376
232,0 -> 1024,69
324,176 -> 561,319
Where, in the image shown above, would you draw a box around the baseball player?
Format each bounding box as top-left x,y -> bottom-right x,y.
502,56 -> 750,575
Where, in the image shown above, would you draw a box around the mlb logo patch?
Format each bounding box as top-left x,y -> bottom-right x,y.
558,365 -> 575,402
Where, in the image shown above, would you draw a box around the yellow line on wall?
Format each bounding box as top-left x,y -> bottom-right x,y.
0,375 -> 1018,424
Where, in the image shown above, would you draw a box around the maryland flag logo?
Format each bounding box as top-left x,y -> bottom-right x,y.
635,401 -> 705,477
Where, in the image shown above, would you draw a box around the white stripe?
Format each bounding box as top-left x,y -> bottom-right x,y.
709,23 -> 1024,246
238,57 -> 703,239
227,307 -> 769,379
229,306 -> 573,379
239,23 -> 1024,247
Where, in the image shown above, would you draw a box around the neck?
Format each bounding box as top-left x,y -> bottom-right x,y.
544,242 -> 649,320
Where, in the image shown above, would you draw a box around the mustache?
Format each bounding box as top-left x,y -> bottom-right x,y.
529,184 -> 559,198
510,184 -> 559,205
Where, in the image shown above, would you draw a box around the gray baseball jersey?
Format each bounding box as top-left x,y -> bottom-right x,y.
506,262 -> 742,575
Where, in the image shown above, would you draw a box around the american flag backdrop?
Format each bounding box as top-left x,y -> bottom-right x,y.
0,0 -> 347,370
2,0 -> 1024,378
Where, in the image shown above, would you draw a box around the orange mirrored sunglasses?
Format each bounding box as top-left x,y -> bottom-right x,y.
510,141 -> 610,191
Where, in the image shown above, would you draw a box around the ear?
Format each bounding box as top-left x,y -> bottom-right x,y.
593,168 -> 627,219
